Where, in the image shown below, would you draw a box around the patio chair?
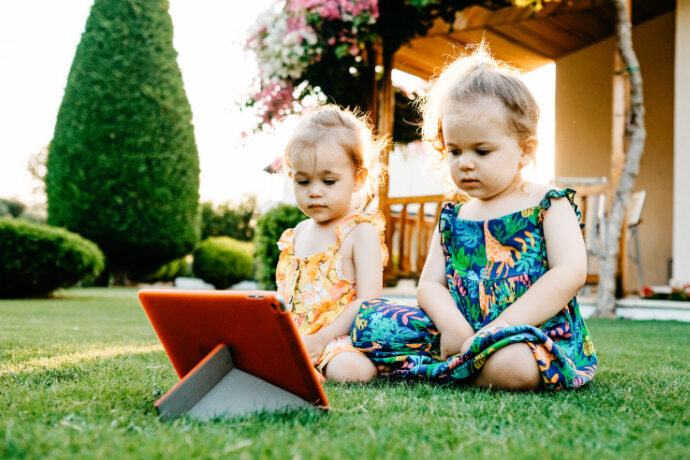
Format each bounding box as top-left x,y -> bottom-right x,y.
581,189 -> 646,293
626,190 -> 646,288
584,192 -> 608,260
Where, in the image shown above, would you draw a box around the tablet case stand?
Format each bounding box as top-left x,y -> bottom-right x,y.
138,289 -> 327,421
155,343 -> 311,421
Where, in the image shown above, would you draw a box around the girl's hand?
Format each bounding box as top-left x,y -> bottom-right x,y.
439,322 -> 468,360
440,331 -> 465,361
460,318 -> 512,354
301,332 -> 329,366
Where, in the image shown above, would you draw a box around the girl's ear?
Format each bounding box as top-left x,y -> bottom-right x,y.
353,168 -> 368,192
521,136 -> 538,167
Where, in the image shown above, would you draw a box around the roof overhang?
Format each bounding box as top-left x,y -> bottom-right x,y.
393,0 -> 675,78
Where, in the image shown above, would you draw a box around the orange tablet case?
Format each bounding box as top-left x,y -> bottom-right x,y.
138,289 -> 328,420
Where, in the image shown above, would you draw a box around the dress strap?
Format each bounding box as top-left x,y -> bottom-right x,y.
539,188 -> 584,229
438,202 -> 459,233
334,210 -> 389,265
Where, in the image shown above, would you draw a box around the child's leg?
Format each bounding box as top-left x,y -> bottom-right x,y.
324,352 -> 377,383
474,343 -> 542,391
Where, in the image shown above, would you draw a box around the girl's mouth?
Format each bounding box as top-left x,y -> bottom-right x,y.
461,179 -> 479,188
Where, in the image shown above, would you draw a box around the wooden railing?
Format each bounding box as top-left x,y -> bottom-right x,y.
383,194 -> 444,279
382,183 -> 635,295
552,179 -> 631,295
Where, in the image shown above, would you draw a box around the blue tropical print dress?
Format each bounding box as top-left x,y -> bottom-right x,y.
351,189 -> 597,390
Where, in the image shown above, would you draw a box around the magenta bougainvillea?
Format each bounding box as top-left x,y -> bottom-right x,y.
243,0 -> 547,133
245,0 -> 379,131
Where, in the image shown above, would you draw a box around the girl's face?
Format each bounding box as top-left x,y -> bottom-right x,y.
441,96 -> 536,201
289,141 -> 366,225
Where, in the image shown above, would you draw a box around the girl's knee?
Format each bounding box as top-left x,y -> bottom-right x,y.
475,344 -> 542,391
325,352 -> 377,383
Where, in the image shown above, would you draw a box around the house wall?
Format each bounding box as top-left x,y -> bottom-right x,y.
555,11 -> 676,289
673,0 -> 690,286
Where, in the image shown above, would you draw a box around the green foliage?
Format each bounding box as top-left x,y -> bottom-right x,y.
192,237 -> 253,289
669,289 -> 690,301
0,218 -> 104,298
200,197 -> 257,242
253,204 -> 308,290
46,0 -> 200,274
393,89 -> 423,144
1,289 -> 689,458
139,256 -> 191,283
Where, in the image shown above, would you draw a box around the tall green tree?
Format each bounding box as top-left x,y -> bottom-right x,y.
46,0 -> 200,278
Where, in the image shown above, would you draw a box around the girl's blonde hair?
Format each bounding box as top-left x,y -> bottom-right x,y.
419,44 -> 540,197
284,105 -> 385,209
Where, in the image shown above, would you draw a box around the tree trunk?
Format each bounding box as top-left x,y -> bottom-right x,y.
594,0 -> 647,318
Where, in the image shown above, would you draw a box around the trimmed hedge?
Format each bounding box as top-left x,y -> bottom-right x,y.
140,256 -> 191,283
193,237 -> 253,289
46,0 -> 200,274
0,218 -> 105,298
253,204 -> 307,290
200,197 -> 256,242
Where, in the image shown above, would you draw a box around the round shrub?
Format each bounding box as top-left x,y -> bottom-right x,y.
193,237 -> 253,289
0,217 -> 105,298
140,256 -> 191,283
253,204 -> 307,290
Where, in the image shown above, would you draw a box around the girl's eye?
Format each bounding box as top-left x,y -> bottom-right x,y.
476,149 -> 490,156
323,179 -> 336,185
448,149 -> 461,156
297,180 -> 309,186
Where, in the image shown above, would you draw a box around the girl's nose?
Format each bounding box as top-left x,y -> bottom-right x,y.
459,156 -> 475,170
308,184 -> 323,197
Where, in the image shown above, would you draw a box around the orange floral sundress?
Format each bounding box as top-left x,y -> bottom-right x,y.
275,210 -> 388,373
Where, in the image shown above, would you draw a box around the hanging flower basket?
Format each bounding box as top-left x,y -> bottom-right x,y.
244,0 -> 380,132
243,0 -> 553,133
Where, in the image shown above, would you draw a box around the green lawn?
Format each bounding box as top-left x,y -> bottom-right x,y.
1,288 -> 689,459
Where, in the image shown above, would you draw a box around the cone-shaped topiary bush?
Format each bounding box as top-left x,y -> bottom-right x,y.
0,218 -> 105,298
46,0 -> 199,277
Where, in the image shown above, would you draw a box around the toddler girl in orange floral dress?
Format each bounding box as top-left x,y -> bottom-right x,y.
275,105 -> 388,383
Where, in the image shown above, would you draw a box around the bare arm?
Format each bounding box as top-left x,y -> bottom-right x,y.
417,228 -> 474,359
460,197 -> 587,353
302,223 -> 383,362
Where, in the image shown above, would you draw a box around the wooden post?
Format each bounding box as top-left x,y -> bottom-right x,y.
399,204 -> 408,273
416,202 -> 426,272
378,45 -> 395,280
364,41 -> 380,129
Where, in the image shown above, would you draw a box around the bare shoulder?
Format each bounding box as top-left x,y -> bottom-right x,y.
292,218 -> 312,241
351,221 -> 379,240
341,221 -> 379,248
526,182 -> 555,204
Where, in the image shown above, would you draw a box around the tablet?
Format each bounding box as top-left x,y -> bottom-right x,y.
138,289 -> 328,418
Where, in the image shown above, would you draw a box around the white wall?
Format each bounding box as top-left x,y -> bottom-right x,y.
673,0 -> 690,286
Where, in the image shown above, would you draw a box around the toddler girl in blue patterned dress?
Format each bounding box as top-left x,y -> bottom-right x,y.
351,46 -> 597,391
